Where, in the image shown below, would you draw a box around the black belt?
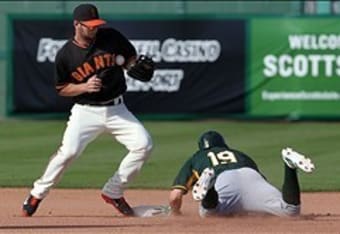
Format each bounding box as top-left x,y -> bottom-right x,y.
77,97 -> 123,106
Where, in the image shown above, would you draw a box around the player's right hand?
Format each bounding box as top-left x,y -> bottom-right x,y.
86,75 -> 102,93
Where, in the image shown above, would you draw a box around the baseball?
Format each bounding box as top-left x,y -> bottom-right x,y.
116,54 -> 125,66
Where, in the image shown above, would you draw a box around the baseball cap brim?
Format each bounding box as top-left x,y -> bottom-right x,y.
82,19 -> 106,27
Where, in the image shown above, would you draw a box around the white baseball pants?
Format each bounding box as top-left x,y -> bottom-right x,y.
30,99 -> 153,199
199,167 -> 300,217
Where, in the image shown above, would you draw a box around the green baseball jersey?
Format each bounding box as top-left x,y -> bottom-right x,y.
172,147 -> 260,194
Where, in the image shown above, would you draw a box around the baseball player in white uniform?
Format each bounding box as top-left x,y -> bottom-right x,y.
22,4 -> 155,217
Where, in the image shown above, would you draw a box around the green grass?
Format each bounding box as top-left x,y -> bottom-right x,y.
1,119 -> 339,191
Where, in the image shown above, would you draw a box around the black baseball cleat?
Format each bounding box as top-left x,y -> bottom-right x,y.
22,194 -> 42,217
101,194 -> 134,217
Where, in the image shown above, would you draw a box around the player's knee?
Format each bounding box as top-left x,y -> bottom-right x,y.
144,136 -> 153,152
285,204 -> 301,217
140,135 -> 153,154
131,134 -> 153,156
141,137 -> 153,158
275,202 -> 301,217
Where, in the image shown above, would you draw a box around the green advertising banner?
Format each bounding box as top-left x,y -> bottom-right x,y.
249,18 -> 340,119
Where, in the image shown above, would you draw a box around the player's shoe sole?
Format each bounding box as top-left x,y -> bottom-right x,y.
192,168 -> 215,201
281,147 -> 315,173
101,194 -> 135,217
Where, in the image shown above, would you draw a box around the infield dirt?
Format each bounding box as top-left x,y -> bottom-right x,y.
1,188 -> 339,233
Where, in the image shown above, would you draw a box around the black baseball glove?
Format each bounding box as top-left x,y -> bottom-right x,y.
127,55 -> 155,82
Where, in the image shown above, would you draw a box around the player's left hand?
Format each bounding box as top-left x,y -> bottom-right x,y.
127,55 -> 155,82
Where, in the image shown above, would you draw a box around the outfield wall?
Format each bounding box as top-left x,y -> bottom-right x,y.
7,1 -> 334,120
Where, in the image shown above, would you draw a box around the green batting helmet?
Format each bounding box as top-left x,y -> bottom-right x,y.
198,131 -> 228,150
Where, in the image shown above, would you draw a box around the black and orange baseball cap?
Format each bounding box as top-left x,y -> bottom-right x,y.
73,4 -> 106,27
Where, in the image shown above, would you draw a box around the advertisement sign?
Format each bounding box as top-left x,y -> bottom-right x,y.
11,18 -> 246,116
249,18 -> 340,118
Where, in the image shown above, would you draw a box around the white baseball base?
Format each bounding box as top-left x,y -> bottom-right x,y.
132,205 -> 171,218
